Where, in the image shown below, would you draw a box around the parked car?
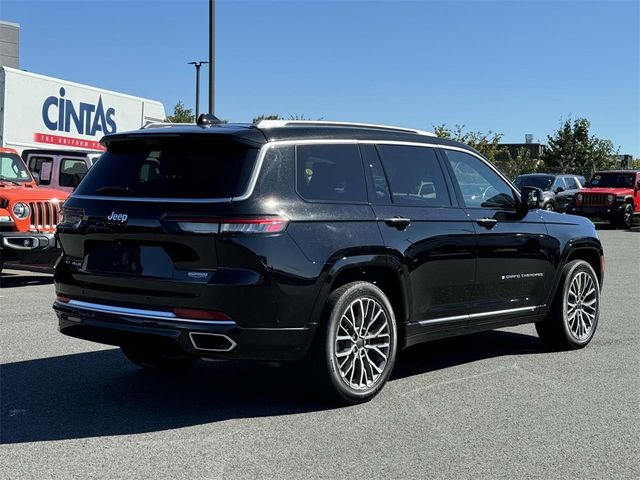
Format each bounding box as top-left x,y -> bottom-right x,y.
53,118 -> 604,403
22,149 -> 93,193
567,170 -> 640,229
0,147 -> 67,274
514,173 -> 585,212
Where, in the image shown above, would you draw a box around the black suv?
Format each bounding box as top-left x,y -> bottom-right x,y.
514,173 -> 585,212
53,119 -> 604,403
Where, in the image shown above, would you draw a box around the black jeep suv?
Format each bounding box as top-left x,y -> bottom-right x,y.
53,119 -> 604,403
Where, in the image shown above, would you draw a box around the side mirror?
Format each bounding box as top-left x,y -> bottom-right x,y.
555,186 -> 565,193
519,186 -> 543,210
32,172 -> 41,185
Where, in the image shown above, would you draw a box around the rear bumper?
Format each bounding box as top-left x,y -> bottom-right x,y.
53,299 -> 316,362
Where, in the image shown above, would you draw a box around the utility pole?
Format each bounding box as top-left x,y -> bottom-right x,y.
208,0 -> 215,115
188,61 -> 208,118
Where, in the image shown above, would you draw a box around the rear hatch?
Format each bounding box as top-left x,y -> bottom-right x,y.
56,133 -> 270,306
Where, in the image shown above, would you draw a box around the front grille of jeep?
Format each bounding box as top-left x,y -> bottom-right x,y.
29,201 -> 61,231
582,193 -> 607,207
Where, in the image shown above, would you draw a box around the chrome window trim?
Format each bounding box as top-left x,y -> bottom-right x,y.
69,139 -> 517,204
58,299 -> 237,325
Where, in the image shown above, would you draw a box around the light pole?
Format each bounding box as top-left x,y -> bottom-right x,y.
209,0 -> 215,115
188,61 -> 208,119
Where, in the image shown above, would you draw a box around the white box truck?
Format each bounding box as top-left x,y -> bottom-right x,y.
0,66 -> 166,154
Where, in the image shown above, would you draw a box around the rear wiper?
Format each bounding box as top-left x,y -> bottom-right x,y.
95,185 -> 133,195
0,175 -> 21,186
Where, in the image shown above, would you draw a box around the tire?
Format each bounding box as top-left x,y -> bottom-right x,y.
544,203 -> 554,212
121,344 -> 197,372
309,281 -> 398,404
620,203 -> 634,229
535,260 -> 600,350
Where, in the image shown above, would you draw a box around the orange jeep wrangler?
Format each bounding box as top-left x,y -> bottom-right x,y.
0,148 -> 68,275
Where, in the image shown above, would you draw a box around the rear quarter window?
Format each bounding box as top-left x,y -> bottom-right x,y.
295,144 -> 367,203
74,137 -> 259,199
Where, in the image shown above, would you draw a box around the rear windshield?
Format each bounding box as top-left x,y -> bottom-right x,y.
514,175 -> 553,191
74,137 -> 259,199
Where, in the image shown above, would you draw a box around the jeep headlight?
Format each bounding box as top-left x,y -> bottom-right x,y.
12,202 -> 29,219
606,194 -> 614,205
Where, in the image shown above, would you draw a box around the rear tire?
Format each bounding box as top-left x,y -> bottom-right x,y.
535,260 -> 600,350
309,282 -> 397,404
121,344 -> 197,372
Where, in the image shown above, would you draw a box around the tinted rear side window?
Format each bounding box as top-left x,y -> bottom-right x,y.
75,137 -> 259,199
59,158 -> 88,188
296,144 -> 367,203
376,145 -> 451,207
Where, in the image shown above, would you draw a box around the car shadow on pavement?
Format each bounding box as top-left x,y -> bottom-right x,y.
392,329 -> 545,381
0,272 -> 54,288
0,330 -> 545,444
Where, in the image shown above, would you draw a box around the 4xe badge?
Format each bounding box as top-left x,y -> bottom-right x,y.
107,211 -> 128,223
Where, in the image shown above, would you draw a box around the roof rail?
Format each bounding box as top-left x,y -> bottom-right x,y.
254,120 -> 435,137
141,122 -> 193,129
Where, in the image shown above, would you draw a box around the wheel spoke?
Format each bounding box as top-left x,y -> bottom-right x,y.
364,350 -> 383,374
336,345 -> 355,358
365,344 -> 389,360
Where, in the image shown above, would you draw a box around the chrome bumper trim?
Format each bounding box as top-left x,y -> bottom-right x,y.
55,299 -> 237,325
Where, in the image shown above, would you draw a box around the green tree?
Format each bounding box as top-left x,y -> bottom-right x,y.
433,124 -> 506,162
165,101 -> 195,123
542,118 -> 618,177
252,114 -> 282,123
504,147 -> 541,179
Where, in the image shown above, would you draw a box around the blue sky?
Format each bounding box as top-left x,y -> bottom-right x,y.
3,0 -> 639,154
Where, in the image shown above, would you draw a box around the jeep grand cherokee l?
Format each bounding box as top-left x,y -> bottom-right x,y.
53,118 -> 604,403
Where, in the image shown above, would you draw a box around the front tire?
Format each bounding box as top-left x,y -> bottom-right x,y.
544,203 -> 554,212
620,203 -> 634,229
310,282 -> 398,404
121,344 -> 197,372
535,260 -> 600,350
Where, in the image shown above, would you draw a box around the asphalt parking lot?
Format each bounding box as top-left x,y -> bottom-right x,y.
1,226 -> 639,479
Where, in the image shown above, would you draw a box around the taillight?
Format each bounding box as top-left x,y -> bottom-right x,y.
56,293 -> 71,303
60,207 -> 84,227
219,217 -> 288,234
173,308 -> 231,321
168,216 -> 289,234
575,193 -> 583,206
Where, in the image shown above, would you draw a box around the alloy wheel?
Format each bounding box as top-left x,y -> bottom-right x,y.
334,297 -> 391,390
566,271 -> 597,340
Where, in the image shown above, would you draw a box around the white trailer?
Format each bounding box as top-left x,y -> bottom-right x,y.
0,66 -> 166,154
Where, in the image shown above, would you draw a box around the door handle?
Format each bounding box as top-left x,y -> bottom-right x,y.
384,217 -> 411,229
475,217 -> 498,229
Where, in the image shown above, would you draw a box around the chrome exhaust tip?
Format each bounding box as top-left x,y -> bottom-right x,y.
188,332 -> 236,352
